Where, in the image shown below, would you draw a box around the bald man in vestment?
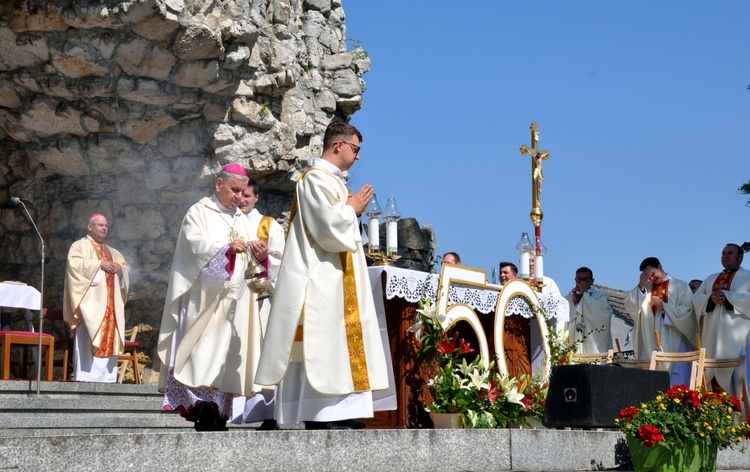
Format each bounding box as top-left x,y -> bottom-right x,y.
63,214 -> 130,383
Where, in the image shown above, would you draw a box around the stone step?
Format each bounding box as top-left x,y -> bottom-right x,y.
0,380 -> 192,431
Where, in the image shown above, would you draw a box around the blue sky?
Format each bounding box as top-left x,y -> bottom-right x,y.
342,1 -> 749,292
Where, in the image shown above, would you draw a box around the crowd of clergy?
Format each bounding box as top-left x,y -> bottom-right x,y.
58,117 -> 748,429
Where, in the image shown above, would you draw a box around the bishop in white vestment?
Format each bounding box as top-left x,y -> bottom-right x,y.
158,165 -> 255,430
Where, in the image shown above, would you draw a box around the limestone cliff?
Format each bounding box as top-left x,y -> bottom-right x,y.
0,0 -> 434,379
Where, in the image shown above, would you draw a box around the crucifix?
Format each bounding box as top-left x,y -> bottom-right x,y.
519,122 -> 550,289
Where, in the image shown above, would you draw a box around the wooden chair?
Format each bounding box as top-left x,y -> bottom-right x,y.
649,348 -> 706,390
699,356 -> 748,411
117,326 -> 141,384
0,330 -> 54,380
573,349 -> 614,364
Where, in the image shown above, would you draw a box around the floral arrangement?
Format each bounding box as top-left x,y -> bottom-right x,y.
517,373 -> 548,423
409,298 -> 532,428
616,384 -> 750,451
546,326 -> 578,366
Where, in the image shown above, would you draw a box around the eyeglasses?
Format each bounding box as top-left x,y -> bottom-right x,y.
341,140 -> 360,155
575,277 -> 592,282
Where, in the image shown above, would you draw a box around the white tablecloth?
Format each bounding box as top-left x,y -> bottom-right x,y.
375,265 -> 568,321
0,283 -> 41,310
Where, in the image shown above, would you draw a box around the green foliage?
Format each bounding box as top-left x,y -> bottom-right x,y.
739,180 -> 750,207
259,101 -> 269,118
410,298 -> 540,428
617,385 -> 750,451
347,37 -> 369,58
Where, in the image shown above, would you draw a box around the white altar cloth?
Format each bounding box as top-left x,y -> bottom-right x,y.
0,283 -> 41,310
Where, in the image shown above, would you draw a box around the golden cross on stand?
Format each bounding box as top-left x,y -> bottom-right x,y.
519,122 -> 550,228
519,122 -> 551,292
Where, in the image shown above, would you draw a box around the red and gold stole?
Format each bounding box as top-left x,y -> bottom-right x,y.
90,240 -> 118,357
712,271 -> 736,293
650,280 -> 669,315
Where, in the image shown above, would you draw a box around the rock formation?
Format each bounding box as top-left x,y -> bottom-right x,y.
0,0 -> 434,379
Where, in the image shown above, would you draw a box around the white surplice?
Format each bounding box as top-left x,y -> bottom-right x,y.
255,159 -> 389,423
624,275 -> 698,386
231,209 -> 285,424
564,288 -> 614,354
694,268 -> 750,392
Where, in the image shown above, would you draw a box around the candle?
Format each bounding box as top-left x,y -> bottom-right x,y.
386,221 -> 398,256
368,218 -> 380,253
534,254 -> 544,282
520,252 -> 530,279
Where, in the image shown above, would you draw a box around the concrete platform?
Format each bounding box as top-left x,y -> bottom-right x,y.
1,380 -> 750,471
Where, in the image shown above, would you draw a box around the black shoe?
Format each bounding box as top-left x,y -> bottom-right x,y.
332,419 -> 365,429
257,419 -> 277,431
304,419 -> 365,430
193,402 -> 228,432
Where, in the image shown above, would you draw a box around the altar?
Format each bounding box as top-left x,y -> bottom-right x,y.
365,266 -> 569,428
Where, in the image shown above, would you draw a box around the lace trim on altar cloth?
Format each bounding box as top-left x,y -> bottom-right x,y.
384,272 -> 439,304
201,244 -> 231,280
162,367 -> 234,420
506,295 -> 569,321
447,286 -> 498,314
381,268 -> 569,320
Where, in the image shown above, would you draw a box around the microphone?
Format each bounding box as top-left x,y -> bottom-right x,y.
12,195 -> 46,394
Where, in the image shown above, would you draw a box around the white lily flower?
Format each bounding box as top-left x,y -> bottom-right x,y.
416,298 -> 446,328
505,386 -> 525,406
467,368 -> 490,391
407,318 -> 423,334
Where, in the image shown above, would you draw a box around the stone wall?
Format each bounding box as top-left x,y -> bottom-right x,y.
0,0 -> 434,377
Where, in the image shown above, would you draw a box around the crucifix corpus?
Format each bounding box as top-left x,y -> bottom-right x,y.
519,122 -> 551,289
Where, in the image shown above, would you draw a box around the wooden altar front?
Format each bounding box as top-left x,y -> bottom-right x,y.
361,266 -> 569,429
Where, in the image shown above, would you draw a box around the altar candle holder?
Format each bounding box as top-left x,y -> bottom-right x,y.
365,193 -> 382,256
516,232 -> 533,280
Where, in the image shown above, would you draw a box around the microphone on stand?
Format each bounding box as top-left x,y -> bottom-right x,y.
12,196 -> 45,395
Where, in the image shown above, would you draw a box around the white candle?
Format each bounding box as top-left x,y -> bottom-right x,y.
386,220 -> 398,255
368,217 -> 380,253
520,252 -> 530,279
534,254 -> 544,282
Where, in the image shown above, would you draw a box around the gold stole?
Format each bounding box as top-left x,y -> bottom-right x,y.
712,271 -> 736,292
257,216 -> 273,244
91,241 -> 118,357
288,168 -> 370,390
339,251 -> 370,391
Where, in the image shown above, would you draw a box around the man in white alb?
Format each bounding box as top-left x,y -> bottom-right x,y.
255,121 -> 389,430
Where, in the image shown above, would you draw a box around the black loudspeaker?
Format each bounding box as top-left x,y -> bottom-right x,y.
543,364 -> 670,428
